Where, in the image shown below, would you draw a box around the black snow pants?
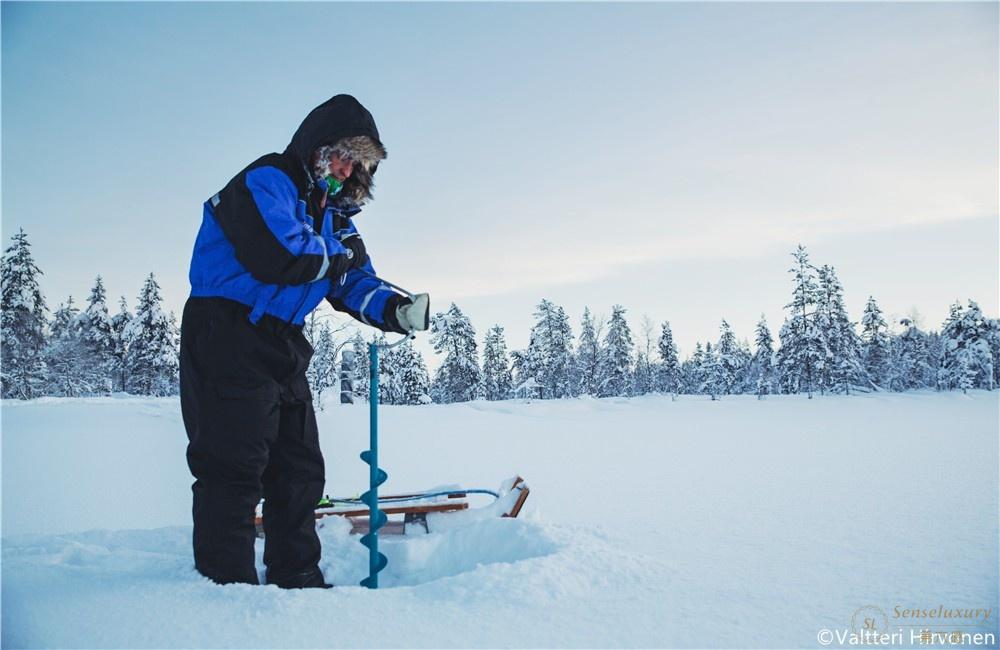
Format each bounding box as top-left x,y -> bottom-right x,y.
179,296 -> 326,587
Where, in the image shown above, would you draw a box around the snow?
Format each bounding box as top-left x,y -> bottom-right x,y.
2,391 -> 998,648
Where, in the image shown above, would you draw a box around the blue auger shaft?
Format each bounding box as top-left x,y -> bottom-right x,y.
359,342 -> 388,589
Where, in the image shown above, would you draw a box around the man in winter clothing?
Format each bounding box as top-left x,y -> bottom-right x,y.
180,94 -> 429,588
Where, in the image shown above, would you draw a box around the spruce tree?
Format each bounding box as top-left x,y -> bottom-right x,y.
750,315 -> 774,398
44,296 -> 91,396
576,308 -> 602,396
526,299 -> 574,399
481,325 -> 513,400
1,229 -> 49,399
701,341 -> 720,399
124,274 -> 179,395
77,276 -> 115,393
110,297 -> 133,392
816,265 -> 866,394
429,303 -> 481,403
891,318 -> 933,390
860,296 -> 890,389
656,321 -> 681,396
713,319 -> 742,396
632,316 -> 656,396
598,305 -> 633,397
776,245 -> 824,397
392,339 -> 432,405
939,300 -> 994,392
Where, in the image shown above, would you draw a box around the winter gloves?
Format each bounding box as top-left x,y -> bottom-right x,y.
398,293 -> 430,332
338,232 -> 368,269
324,232 -> 368,281
383,293 -> 430,334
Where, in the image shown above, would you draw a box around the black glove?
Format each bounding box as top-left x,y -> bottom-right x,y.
339,232 -> 368,269
382,293 -> 430,334
325,252 -> 353,281
383,294 -> 411,334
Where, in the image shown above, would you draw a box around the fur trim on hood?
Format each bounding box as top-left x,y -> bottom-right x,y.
286,95 -> 387,205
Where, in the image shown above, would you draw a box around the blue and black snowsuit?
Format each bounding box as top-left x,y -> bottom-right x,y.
180,95 -> 404,588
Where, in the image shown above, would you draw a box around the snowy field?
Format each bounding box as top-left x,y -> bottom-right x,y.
2,391 -> 998,649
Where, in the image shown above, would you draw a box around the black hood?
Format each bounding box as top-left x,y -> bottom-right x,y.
285,94 -> 386,205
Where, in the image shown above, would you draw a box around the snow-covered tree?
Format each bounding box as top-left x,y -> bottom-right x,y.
939,300 -> 994,392
776,245 -> 824,397
747,315 -> 774,398
890,317 -> 935,391
700,341 -> 721,400
656,321 -> 681,396
526,299 -> 574,399
110,297 -> 133,392
860,296 -> 890,389
346,331 -> 370,402
1,229 -> 48,399
711,319 -> 744,396
632,316 -> 656,396
389,338 -> 432,405
986,318 -> 1000,389
305,319 -> 337,408
430,303 -> 481,403
44,296 -> 93,396
816,265 -> 866,394
598,305 -> 633,397
481,325 -> 513,401
123,274 -> 179,395
76,276 -> 115,394
575,308 -> 602,396
680,342 -> 704,394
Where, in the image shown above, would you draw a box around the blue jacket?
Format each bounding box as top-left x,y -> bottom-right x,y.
187,95 -> 404,331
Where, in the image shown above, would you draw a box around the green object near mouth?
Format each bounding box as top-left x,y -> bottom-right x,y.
324,175 -> 343,197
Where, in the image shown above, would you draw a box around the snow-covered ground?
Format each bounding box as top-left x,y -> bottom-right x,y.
2,391 -> 998,648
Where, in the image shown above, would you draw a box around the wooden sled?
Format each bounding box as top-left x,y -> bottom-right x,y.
255,476 -> 529,537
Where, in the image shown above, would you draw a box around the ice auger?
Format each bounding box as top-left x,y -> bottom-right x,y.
359,331 -> 409,589
253,278 -> 531,589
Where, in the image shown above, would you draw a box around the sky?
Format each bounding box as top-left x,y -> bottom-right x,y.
2,1 -> 997,366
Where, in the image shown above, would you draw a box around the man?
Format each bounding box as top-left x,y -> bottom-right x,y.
180,94 -> 429,588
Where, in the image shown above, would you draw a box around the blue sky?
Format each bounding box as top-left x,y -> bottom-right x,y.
3,2 -> 997,362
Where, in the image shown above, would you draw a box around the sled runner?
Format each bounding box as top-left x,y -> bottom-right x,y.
255,476 -> 529,537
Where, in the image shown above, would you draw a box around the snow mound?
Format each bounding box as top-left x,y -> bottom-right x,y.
317,515 -> 561,588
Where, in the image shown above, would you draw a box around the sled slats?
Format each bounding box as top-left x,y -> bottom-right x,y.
316,501 -> 468,519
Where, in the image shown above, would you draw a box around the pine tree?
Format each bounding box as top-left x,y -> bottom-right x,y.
860,296 -> 890,389
1,229 -> 49,398
701,341 -> 720,400
526,299 -> 574,399
77,276 -> 115,394
110,297 -> 133,392
682,342 -> 705,395
939,300 -> 994,392
598,305 -> 633,397
985,318 -> 1000,390
776,245 -> 824,397
750,315 -> 774,399
576,308 -> 602,396
816,265 -> 866,394
347,331 -> 370,402
713,319 -> 743,396
391,339 -> 432,405
891,317 -> 934,390
44,296 -> 93,396
429,303 -> 481,403
632,316 -> 656,396
481,325 -> 513,401
123,274 -> 179,395
656,321 -> 681,396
